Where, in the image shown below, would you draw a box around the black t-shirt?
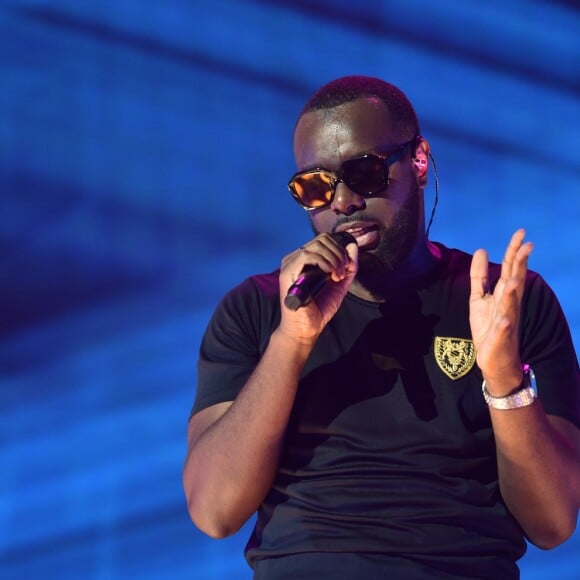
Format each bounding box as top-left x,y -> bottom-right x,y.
192,245 -> 580,578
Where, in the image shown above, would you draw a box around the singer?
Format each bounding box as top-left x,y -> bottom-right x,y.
183,76 -> 580,578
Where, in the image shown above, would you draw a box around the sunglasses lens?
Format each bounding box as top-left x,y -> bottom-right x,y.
291,171 -> 334,208
342,156 -> 388,194
289,155 -> 391,209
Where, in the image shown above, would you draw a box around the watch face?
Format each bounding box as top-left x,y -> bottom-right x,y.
525,365 -> 538,396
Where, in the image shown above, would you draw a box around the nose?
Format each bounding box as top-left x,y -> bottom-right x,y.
330,182 -> 366,215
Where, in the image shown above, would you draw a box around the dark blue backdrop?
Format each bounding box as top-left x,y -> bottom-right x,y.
1,1 -> 579,578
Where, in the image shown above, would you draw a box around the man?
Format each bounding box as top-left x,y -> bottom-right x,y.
183,76 -> 580,578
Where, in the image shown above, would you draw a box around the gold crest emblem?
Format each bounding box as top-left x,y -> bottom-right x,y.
434,337 -> 476,380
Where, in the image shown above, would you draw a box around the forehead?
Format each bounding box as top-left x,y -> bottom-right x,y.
293,97 -> 400,170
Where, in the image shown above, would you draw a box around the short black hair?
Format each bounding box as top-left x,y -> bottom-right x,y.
298,75 -> 419,140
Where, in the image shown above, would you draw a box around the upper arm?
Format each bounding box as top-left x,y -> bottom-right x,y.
547,414 -> 580,457
187,401 -> 234,449
547,414 -> 580,505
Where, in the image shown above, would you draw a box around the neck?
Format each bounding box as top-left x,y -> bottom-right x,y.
348,237 -> 442,302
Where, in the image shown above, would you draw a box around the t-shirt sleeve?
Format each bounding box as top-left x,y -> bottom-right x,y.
520,272 -> 580,428
191,274 -> 280,417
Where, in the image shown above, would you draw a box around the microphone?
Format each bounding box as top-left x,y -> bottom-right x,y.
284,231 -> 357,311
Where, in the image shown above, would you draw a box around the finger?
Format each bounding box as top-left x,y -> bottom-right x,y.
283,234 -> 350,284
345,240 -> 358,263
303,234 -> 352,279
500,229 -> 526,281
496,236 -> 533,321
343,240 -> 358,280
470,248 -> 490,299
510,240 -> 534,301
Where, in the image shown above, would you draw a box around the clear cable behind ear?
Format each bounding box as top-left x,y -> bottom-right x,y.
426,151 -> 439,238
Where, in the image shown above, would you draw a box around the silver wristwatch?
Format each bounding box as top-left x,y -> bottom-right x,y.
482,364 -> 537,410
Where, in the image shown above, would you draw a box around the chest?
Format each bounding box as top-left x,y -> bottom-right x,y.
288,290 -> 492,466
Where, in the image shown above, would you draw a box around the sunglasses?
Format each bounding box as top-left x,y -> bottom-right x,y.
288,139 -> 416,210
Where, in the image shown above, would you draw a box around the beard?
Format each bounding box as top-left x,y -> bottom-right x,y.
311,185 -> 421,298
361,188 -> 420,271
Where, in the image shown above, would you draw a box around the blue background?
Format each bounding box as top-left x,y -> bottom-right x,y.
1,1 -> 579,578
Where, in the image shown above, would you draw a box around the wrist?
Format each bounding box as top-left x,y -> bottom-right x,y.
482,364 -> 537,410
481,366 -> 523,398
272,326 -> 319,351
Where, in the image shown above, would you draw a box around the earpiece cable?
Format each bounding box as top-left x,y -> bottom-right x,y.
426,152 -> 439,237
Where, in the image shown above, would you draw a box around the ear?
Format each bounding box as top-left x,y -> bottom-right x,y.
412,136 -> 430,188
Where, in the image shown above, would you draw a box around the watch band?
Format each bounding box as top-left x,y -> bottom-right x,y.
482,364 -> 537,410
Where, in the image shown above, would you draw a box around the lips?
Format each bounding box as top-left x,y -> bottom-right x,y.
336,222 -> 381,250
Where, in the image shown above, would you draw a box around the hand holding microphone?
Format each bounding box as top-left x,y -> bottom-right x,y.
284,232 -> 357,311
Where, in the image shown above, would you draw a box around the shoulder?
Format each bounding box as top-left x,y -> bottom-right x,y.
218,270 -> 280,310
206,271 -> 281,346
433,242 -> 545,288
423,244 -> 479,295
246,271 -> 281,298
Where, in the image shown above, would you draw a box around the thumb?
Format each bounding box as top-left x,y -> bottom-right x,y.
345,241 -> 358,275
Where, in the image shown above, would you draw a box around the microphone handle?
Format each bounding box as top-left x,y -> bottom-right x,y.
284,232 -> 356,311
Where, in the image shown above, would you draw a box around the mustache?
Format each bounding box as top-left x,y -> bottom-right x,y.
332,214 -> 382,233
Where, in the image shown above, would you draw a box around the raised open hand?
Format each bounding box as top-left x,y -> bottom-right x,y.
469,229 -> 534,393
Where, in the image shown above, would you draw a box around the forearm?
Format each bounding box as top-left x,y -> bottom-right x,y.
184,328 -> 314,538
490,400 -> 580,548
